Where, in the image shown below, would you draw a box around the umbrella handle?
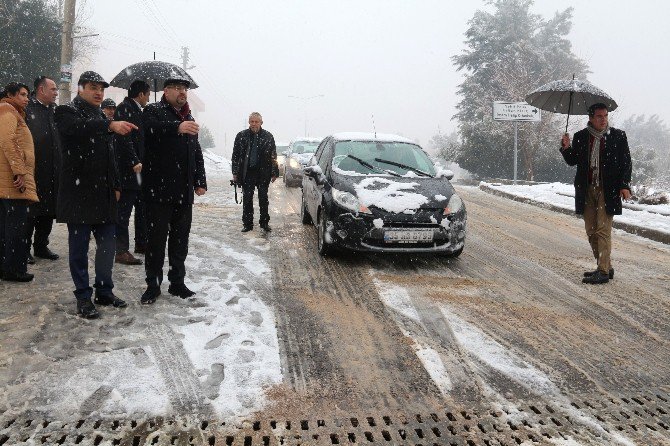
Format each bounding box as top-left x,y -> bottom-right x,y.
565,90 -> 574,133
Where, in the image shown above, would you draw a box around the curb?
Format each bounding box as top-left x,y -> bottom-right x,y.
478,184 -> 670,245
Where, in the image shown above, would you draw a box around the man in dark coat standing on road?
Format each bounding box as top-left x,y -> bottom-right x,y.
25,76 -> 61,262
232,112 -> 278,232
560,103 -> 632,285
55,71 -> 138,318
140,78 -> 207,304
113,80 -> 151,266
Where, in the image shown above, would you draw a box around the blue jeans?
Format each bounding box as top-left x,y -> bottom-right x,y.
67,223 -> 116,300
0,199 -> 29,274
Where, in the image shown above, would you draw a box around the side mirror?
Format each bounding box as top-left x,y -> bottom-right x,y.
444,169 -> 455,181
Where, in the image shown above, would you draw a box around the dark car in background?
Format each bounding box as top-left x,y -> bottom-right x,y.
300,133 -> 466,256
284,137 -> 322,187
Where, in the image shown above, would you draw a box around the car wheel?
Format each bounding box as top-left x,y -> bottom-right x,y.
300,191 -> 312,224
317,211 -> 331,256
442,245 -> 463,258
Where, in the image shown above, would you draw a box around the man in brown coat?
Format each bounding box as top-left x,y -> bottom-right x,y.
0,82 -> 39,282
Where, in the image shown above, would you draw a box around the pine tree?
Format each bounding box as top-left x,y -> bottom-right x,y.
0,0 -> 61,88
452,0 -> 588,181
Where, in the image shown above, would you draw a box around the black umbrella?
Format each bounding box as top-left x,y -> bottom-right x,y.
525,76 -> 617,132
109,60 -> 198,93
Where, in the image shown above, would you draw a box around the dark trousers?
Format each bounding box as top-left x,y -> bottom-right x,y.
67,223 -> 116,300
144,201 -> 192,288
0,199 -> 29,274
115,189 -> 139,254
26,214 -> 54,251
134,194 -> 147,248
242,168 -> 270,227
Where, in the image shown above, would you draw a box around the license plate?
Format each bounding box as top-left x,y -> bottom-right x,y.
383,228 -> 434,243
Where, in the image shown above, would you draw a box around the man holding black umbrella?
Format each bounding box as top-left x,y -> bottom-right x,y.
560,103 -> 632,285
140,78 -> 206,304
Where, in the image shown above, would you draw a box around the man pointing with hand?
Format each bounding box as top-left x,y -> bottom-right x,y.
140,78 -> 207,305
55,71 -> 138,318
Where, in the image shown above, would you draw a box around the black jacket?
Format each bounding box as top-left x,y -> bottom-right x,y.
142,98 -> 206,204
231,128 -> 279,183
54,96 -> 120,224
561,126 -> 632,215
113,97 -> 145,190
25,97 -> 61,216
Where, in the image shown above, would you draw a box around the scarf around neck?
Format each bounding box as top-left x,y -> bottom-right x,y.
587,123 -> 608,186
161,95 -> 191,121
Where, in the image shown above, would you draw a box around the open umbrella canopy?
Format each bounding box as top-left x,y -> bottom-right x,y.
525,78 -> 617,116
109,61 -> 198,92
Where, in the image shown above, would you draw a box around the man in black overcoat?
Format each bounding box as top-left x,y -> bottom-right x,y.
560,103 -> 632,284
231,112 -> 278,232
55,71 -> 138,318
113,80 -> 151,266
140,78 -> 207,304
25,76 -> 61,262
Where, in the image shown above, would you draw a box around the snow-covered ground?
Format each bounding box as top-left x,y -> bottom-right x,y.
481,181 -> 670,237
202,149 -> 232,177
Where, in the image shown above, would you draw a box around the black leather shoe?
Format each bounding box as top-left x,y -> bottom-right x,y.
94,293 -> 128,308
141,287 -> 161,305
27,253 -> 35,265
168,283 -> 196,298
583,268 -> 614,279
77,299 -> 100,319
241,226 -> 253,232
582,270 -> 610,284
34,247 -> 59,260
260,224 -> 272,232
2,271 -> 34,282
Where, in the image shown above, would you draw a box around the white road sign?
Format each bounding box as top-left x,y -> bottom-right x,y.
493,101 -> 541,122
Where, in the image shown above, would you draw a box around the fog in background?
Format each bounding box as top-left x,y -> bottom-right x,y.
82,0 -> 669,158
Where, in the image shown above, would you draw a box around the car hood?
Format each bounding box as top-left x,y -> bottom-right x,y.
331,171 -> 456,213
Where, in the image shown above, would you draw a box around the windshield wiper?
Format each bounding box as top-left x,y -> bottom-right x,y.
374,158 -> 433,178
345,154 -> 402,177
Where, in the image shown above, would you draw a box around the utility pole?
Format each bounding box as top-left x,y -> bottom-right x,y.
59,0 -> 76,105
181,47 -> 195,70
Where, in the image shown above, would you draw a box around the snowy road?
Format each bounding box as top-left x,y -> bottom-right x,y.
1,174 -> 669,445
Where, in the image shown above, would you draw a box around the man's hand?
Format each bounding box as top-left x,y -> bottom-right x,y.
133,163 -> 142,174
109,121 -> 138,135
13,174 -> 25,190
178,121 -> 200,135
115,190 -> 121,201
620,188 -> 632,201
561,133 -> 571,149
271,176 -> 277,183
195,187 -> 206,196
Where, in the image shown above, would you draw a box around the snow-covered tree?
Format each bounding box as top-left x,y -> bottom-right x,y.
199,125 -> 215,149
0,0 -> 61,87
429,131 -> 461,164
452,0 -> 588,181
620,114 -> 670,186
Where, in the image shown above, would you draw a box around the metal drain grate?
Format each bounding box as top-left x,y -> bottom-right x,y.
2,392 -> 669,445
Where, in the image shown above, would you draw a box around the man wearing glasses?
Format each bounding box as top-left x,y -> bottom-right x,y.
560,103 -> 632,285
140,78 -> 207,304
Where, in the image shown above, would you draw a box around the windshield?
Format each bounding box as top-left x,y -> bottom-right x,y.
291,142 -> 320,154
332,141 -> 436,176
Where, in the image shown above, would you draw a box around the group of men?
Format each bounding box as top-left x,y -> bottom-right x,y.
24,70 -> 208,319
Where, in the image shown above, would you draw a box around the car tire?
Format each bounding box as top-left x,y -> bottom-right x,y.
442,245 -> 463,258
300,191 -> 312,224
317,211 -> 331,256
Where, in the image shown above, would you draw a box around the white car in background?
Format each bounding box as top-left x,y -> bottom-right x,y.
284,137 -> 322,187
276,142 -> 289,176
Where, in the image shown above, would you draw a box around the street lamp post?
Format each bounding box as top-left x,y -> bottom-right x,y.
288,94 -> 324,136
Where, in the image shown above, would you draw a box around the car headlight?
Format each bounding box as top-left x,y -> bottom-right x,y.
444,193 -> 463,215
289,158 -> 301,168
332,188 -> 371,214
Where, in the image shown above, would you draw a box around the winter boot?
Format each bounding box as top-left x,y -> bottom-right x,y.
168,283 -> 196,298
582,270 -> 610,284
94,292 -> 128,308
77,298 -> 100,319
583,267 -> 614,279
141,286 -> 161,305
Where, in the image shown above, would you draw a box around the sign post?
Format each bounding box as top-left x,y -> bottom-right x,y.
493,101 -> 541,184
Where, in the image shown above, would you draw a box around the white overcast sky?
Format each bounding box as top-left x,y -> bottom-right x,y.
80,0 -> 669,156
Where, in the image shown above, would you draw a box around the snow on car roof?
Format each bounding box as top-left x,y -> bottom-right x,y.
290,137 -> 322,143
332,132 -> 416,144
